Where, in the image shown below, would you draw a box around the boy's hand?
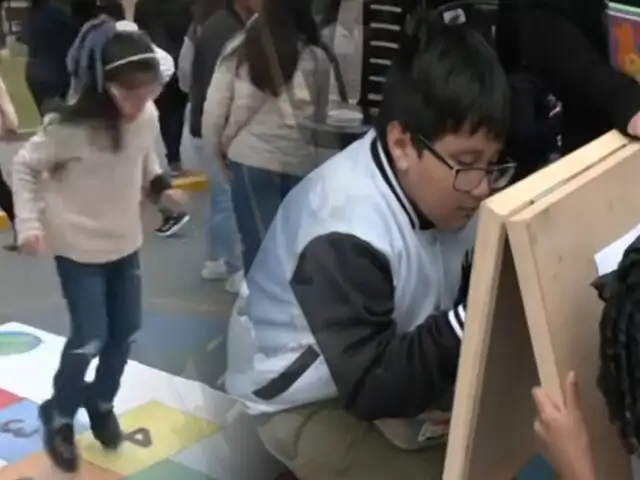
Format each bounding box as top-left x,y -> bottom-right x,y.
532,372 -> 597,480
160,188 -> 188,210
20,232 -> 47,256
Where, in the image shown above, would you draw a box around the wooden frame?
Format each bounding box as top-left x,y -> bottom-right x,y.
443,131 -> 638,479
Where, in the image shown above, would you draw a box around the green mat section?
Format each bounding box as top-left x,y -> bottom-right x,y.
0,49 -> 41,131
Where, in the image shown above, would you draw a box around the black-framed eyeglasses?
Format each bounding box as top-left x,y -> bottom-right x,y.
416,135 -> 517,193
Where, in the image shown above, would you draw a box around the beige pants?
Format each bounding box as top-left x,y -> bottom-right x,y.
257,402 -> 446,480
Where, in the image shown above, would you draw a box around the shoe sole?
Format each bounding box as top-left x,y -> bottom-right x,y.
155,214 -> 191,238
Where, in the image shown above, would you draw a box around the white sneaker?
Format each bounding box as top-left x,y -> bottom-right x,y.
225,271 -> 245,294
201,260 -> 228,280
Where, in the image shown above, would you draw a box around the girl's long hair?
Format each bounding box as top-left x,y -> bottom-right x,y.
240,0 -> 347,101
239,0 -> 321,96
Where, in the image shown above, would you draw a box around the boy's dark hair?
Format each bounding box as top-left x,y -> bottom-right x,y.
55,17 -> 160,150
375,17 -> 510,147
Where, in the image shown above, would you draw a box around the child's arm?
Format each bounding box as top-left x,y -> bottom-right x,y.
177,26 -> 195,93
142,142 -> 186,211
142,146 -> 170,197
201,54 -> 235,160
532,372 -> 598,480
12,123 -> 60,244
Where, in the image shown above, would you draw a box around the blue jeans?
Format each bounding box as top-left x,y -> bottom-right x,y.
50,252 -> 142,422
228,161 -> 301,273
192,136 -> 242,273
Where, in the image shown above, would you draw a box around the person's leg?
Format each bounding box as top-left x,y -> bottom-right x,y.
42,256 -> 110,472
0,173 -> 14,222
257,402 -> 446,480
155,77 -> 187,175
228,161 -> 276,273
25,69 -> 65,117
199,138 -> 243,284
25,75 -> 49,117
84,251 -> 143,449
228,161 -> 301,273
0,172 -> 16,250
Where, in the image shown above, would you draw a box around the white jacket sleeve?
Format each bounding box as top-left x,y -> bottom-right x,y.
154,44 -> 175,85
177,35 -> 194,93
115,20 -> 176,85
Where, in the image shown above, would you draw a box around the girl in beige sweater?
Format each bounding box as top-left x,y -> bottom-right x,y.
11,17 -> 186,473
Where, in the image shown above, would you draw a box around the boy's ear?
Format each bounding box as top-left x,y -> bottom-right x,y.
386,122 -> 415,172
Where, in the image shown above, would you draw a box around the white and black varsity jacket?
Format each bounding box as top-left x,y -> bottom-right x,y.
225,130 -> 476,447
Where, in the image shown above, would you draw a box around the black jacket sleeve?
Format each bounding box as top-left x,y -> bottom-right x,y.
289,232 -> 466,421
523,0 -> 640,134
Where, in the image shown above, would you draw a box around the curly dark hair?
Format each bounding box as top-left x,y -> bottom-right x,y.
593,235 -> 640,454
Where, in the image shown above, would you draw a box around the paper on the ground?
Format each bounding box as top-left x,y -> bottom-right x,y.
594,223 -> 640,275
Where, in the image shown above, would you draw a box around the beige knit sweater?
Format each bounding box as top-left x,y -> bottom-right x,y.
12,102 -> 163,264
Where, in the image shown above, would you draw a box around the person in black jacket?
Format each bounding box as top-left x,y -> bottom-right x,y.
23,0 -> 78,114
134,0 -> 192,176
523,0 -> 640,154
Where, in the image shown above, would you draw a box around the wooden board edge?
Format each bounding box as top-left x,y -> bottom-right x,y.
507,142 -> 640,224
506,216 -> 563,400
486,131 -> 629,218
443,203 -> 509,480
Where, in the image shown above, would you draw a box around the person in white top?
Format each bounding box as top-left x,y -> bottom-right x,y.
201,0 -> 336,273
12,17 -> 186,473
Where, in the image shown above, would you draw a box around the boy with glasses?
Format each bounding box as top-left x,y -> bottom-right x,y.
224,19 -> 514,480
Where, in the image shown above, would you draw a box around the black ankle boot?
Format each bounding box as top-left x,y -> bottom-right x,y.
39,400 -> 79,473
86,404 -> 123,450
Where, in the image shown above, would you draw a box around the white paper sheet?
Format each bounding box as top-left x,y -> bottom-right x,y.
594,223 -> 640,275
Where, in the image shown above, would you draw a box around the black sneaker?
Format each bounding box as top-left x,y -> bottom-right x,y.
39,400 -> 79,473
155,212 -> 190,237
86,405 -> 122,450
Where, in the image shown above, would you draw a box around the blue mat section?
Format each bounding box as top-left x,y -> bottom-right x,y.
518,455 -> 555,479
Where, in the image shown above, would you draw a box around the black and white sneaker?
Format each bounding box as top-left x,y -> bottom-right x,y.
39,400 -> 79,473
86,404 -> 122,450
155,212 -> 190,237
